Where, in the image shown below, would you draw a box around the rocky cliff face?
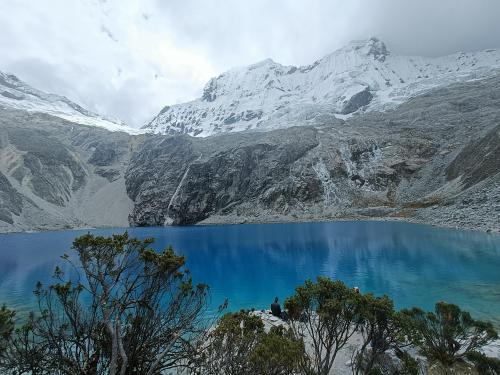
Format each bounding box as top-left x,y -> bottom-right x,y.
0,171 -> 22,224
446,124 -> 500,188
1,74 -> 499,233
0,107 -> 136,232
125,135 -> 200,226
127,127 -> 322,225
128,120 -> 437,226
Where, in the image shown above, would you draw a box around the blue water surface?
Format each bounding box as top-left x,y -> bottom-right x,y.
0,221 -> 499,325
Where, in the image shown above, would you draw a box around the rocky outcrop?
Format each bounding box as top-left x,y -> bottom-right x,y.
125,135 -> 199,226
340,87 -> 373,114
446,124 -> 500,188
164,128 -> 319,225
0,171 -> 22,224
4,126 -> 86,206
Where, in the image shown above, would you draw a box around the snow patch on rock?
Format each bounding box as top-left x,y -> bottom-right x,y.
0,71 -> 144,134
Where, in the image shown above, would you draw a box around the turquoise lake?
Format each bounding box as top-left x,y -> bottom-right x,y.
0,221 -> 499,325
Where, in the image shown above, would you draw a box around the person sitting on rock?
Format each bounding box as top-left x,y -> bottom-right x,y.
271,297 -> 283,318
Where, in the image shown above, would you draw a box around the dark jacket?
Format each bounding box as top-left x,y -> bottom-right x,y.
271,302 -> 282,317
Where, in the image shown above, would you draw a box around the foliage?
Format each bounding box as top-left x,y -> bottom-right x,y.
402,301 -> 498,366
395,350 -> 422,375
249,325 -> 308,375
195,311 -> 264,375
466,351 -> 500,375
195,311 -> 308,375
3,312 -> 45,375
0,305 -> 15,363
285,277 -> 364,375
1,232 -> 209,375
351,294 -> 412,374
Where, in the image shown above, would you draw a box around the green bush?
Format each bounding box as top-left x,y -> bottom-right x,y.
200,311 -> 308,375
201,311 -> 264,375
467,351 -> 500,375
250,325 -> 307,375
1,232 -> 210,375
396,350 -> 421,375
0,305 -> 15,357
285,277 -> 364,375
402,301 -> 498,366
353,294 -> 413,374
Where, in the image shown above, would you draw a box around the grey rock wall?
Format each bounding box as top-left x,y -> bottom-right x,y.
0,108 -> 134,232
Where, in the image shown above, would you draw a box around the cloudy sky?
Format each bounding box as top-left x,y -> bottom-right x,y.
1,0 -> 500,127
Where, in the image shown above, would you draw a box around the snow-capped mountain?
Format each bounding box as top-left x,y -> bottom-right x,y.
0,71 -> 142,134
145,37 -> 500,137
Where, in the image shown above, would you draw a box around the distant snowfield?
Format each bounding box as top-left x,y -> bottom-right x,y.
145,37 -> 500,137
0,71 -> 145,134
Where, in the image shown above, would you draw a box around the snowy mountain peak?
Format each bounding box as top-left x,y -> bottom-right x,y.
340,37 -> 390,61
0,71 -> 143,134
145,39 -> 500,137
249,58 -> 277,68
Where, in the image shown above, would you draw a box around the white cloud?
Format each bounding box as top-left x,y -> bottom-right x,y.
1,0 -> 499,127
0,0 -> 217,126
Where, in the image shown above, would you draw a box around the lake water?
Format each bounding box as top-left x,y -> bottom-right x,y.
1,221 -> 500,325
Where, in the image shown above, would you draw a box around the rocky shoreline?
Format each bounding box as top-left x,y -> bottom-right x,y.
1,214 -> 499,236
199,211 -> 500,234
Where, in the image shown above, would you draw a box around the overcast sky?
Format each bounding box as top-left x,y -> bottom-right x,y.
1,0 -> 500,127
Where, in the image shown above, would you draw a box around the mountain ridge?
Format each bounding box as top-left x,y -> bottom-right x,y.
144,37 -> 500,136
0,71 -> 144,134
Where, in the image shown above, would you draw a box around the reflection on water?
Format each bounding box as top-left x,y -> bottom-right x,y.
0,221 -> 499,324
